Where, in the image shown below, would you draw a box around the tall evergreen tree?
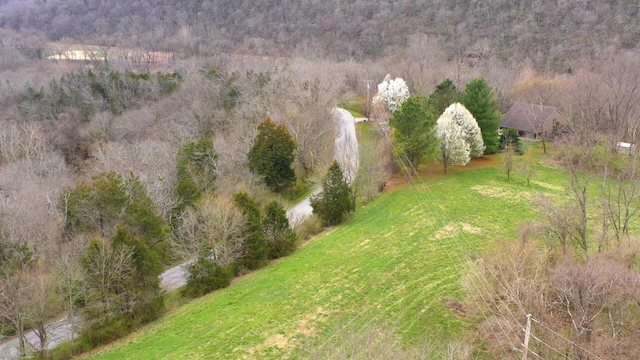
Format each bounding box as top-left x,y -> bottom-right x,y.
428,79 -> 461,117
248,117 -> 297,192
233,192 -> 268,270
463,77 -> 502,154
310,161 -> 354,226
389,95 -> 437,173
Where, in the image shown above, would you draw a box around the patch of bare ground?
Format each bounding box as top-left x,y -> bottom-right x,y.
246,333 -> 291,359
296,306 -> 330,337
246,306 -> 330,358
471,185 -> 531,202
433,223 -> 482,240
439,297 -> 467,317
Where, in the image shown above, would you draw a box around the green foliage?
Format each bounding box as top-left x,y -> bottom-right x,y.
62,172 -> 127,236
87,164 -> 558,360
339,98 -> 367,118
18,70 -> 183,122
182,256 -> 233,299
0,236 -> 34,276
80,228 -> 164,347
111,226 -> 162,287
262,201 -> 298,259
173,137 -> 218,218
247,117 -> 297,193
60,172 -> 168,257
310,161 -> 355,226
428,79 -> 461,117
223,72 -> 240,111
499,128 -> 523,154
389,95 -> 437,172
463,77 -> 502,154
233,192 -> 268,270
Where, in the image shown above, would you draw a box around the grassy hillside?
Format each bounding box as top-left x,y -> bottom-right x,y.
86,151 -> 567,359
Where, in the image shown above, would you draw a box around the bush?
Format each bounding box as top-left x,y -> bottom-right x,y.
79,316 -> 130,348
294,215 -> 323,240
499,128 -> 523,154
263,201 -> 298,259
182,256 -> 233,298
49,338 -> 94,360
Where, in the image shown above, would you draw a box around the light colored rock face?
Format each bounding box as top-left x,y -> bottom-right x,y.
0,108 -> 359,359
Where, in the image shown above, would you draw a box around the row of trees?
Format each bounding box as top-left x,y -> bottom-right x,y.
376,75 -> 501,174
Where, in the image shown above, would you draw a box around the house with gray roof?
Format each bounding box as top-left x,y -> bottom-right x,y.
501,102 -> 567,139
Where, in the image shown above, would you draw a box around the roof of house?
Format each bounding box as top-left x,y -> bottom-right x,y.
501,102 -> 562,133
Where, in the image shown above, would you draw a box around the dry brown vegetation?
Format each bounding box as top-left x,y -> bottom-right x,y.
2,0 -> 640,358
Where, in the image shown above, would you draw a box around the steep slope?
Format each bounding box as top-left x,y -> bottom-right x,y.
86,164 -> 551,359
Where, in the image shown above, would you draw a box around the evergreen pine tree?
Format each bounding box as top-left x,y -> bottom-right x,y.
310,161 -> 354,226
248,117 -> 296,192
428,79 -> 461,117
463,77 -> 502,154
262,201 -> 297,259
389,95 -> 437,173
233,192 -> 268,270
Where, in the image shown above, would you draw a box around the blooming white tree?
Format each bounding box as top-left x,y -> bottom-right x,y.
436,114 -> 470,173
442,103 -> 485,157
372,74 -> 410,113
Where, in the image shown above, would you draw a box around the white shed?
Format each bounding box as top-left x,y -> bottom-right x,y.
616,142 -> 636,155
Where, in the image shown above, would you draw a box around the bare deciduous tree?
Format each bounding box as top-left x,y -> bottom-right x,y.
172,194 -> 246,267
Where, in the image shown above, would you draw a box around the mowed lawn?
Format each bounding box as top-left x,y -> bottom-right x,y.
87,155 -> 566,359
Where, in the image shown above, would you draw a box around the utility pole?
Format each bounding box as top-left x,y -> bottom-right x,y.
363,79 -> 372,119
522,314 -> 532,360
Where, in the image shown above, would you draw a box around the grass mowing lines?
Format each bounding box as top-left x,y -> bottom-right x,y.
87,159 -> 566,360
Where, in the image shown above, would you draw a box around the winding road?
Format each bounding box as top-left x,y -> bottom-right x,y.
0,108 -> 359,359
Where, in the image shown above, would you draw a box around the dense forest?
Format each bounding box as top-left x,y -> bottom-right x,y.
2,0 -> 640,69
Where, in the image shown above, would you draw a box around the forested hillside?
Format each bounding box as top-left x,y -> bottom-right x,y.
3,0 -> 640,358
1,0 -> 639,69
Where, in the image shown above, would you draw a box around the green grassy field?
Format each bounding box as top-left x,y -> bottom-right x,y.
85,149 -> 575,359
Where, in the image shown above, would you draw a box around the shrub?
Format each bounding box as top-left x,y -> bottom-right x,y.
294,215 -> 323,240
263,201 -> 298,259
182,256 -> 233,298
499,128 -> 523,154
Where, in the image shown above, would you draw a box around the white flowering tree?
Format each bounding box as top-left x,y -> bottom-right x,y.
436,114 -> 470,173
372,74 -> 410,113
442,102 -> 485,157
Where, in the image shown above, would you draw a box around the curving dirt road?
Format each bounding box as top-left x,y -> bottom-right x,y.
0,108 -> 359,359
